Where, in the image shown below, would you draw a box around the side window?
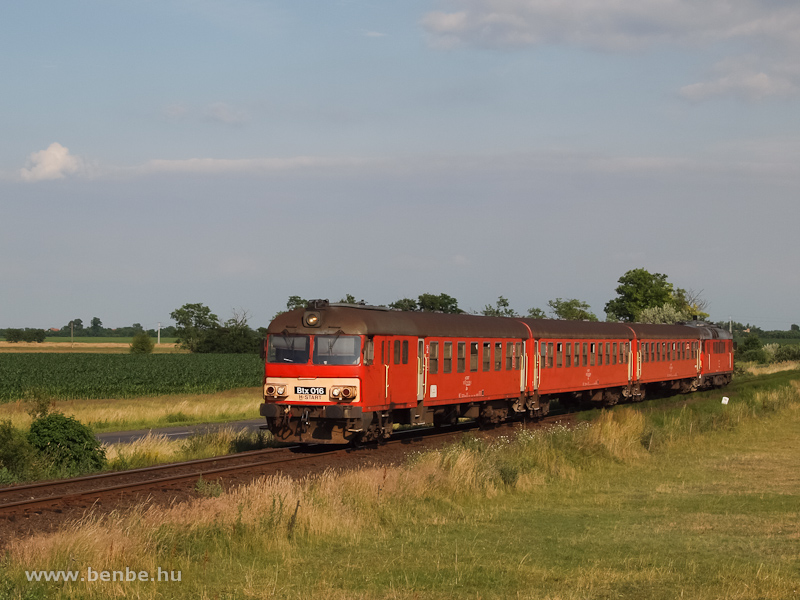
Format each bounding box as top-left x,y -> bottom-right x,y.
548,342 -> 554,368
444,341 -> 452,373
612,342 -> 617,365
483,342 -> 491,371
470,342 -> 479,372
605,343 -> 610,365
582,343 -> 588,367
515,342 -> 522,370
381,340 -> 386,365
394,340 -> 401,365
540,342 -> 546,369
565,342 -> 571,367
402,340 -> 409,364
590,343 -> 596,366
597,342 -> 603,366
494,342 -> 502,371
556,342 -> 563,368
506,342 -> 513,370
575,343 -> 581,367
430,341 -> 439,374
457,342 -> 466,373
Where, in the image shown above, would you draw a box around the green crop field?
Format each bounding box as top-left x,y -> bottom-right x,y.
0,354 -> 263,402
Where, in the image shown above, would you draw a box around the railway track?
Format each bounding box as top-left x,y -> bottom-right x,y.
0,415 -> 565,516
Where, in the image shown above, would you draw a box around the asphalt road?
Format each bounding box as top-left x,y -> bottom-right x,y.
96,419 -> 266,445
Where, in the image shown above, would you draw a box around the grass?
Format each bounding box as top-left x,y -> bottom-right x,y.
42,337 -> 180,344
104,427 -> 276,471
0,387 -> 261,433
2,374 -> 798,599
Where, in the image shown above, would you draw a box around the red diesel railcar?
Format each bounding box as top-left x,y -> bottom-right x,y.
260,300 -> 733,443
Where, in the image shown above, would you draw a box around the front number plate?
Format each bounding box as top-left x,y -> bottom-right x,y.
295,386 -> 326,395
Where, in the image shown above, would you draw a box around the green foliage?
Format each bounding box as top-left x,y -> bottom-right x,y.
417,293 -> 462,313
604,268 -> 676,322
482,296 -> 518,317
27,413 -> 106,474
195,476 -> 224,497
0,420 -> 36,480
526,307 -> 547,318
0,354 -> 262,402
3,328 -> 46,343
129,331 -> 155,354
547,298 -> 598,321
636,302 -> 692,324
389,297 -> 419,311
737,335 -> 768,363
170,302 -> 220,352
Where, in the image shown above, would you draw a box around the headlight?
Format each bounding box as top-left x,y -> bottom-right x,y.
303,311 -> 321,327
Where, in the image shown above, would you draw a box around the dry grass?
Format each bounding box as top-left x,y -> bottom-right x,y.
0,387 -> 260,432
744,360 -> 800,376
0,341 -> 186,354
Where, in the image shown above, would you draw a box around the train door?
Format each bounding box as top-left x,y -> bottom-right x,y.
415,339 -> 426,422
532,340 -> 540,391
382,338 -> 390,402
417,339 -> 426,401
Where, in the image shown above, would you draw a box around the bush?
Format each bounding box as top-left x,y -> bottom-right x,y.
774,344 -> 800,362
130,331 -> 155,354
0,420 -> 36,480
4,329 -> 23,343
28,413 -> 106,474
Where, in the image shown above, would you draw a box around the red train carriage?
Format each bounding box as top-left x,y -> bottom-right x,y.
262,301 -> 530,443
261,300 -> 733,444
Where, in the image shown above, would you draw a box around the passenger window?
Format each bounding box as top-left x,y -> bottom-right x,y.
612,342 -> 617,365
515,343 -> 522,369
582,343 -> 588,367
605,343 -> 610,365
365,337 -> 374,365
540,343 -> 546,369
506,342 -> 513,370
470,342 -> 479,372
597,342 -> 603,366
494,342 -> 502,371
394,340 -> 401,365
402,340 -> 409,364
444,342 -> 452,373
575,343 -> 581,367
483,342 -> 491,371
590,343 -> 596,366
557,342 -> 563,368
457,342 -> 466,373
565,343 -> 571,367
430,341 -> 439,374
548,342 -> 554,368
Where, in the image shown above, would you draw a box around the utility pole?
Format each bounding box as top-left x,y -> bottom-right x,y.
729,317 -> 732,334
70,320 -> 74,348
157,322 -> 161,345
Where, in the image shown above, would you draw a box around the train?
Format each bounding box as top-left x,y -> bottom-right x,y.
260,299 -> 733,444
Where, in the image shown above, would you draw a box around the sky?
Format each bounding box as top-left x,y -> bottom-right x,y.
2,0 -> 799,331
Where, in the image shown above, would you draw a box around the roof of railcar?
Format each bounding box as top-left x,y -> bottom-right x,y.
267,305 -> 530,338
517,319 -> 635,340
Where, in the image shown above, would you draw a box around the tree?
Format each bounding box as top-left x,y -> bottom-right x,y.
339,294 -> 366,304
417,293 -> 462,314
286,296 -> 307,311
526,307 -> 547,319
129,331 -> 154,354
637,303 -> 692,324
4,329 -> 23,343
605,269 -> 676,322
792,324 -> 799,332
389,298 -> 418,311
170,303 -> 219,352
89,317 -> 103,336
548,298 -> 598,321
482,296 -> 518,318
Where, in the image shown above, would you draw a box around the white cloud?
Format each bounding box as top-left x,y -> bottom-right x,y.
20,143 -> 83,182
131,155 -> 373,175
422,0 -> 800,50
204,102 -> 249,125
422,0 -> 800,100
681,57 -> 798,101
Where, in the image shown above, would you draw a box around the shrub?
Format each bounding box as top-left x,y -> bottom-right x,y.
774,344 -> 800,362
0,420 -> 36,480
129,331 -> 155,354
4,328 -> 23,343
28,413 -> 106,474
